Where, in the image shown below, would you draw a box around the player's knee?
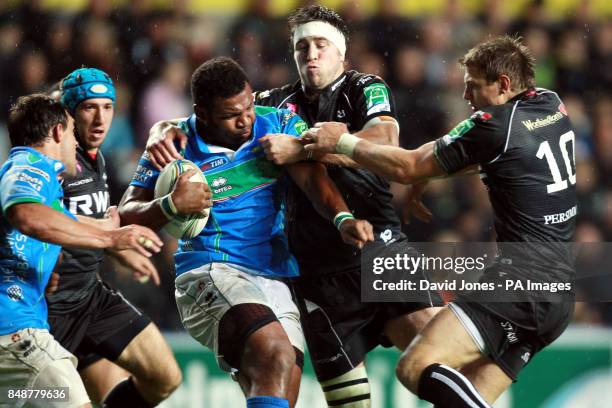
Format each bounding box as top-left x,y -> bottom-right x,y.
156,362 -> 182,399
249,337 -> 296,380
135,360 -> 182,400
396,348 -> 433,393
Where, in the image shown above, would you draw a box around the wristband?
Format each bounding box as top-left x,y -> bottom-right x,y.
336,133 -> 361,157
159,193 -> 178,220
333,211 -> 355,230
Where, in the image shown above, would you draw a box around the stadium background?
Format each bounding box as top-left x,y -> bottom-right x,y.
1,0 -> 611,406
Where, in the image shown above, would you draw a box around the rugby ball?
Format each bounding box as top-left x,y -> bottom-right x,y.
154,159 -> 209,239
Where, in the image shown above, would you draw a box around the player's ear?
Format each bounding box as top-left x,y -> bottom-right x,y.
499,74 -> 512,95
50,122 -> 63,144
194,104 -> 208,125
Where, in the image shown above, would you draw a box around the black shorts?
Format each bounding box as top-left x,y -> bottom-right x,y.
452,264 -> 574,380
292,239 -> 442,381
48,280 -> 151,370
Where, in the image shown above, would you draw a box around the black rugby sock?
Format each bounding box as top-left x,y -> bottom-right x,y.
418,363 -> 491,408
102,376 -> 154,408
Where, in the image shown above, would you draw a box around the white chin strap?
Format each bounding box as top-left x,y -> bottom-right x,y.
293,21 -> 346,58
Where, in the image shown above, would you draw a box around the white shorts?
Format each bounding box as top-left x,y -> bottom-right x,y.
175,262 -> 304,370
0,328 -> 90,408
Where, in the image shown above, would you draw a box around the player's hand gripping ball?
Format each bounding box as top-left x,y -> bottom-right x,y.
154,159 -> 210,239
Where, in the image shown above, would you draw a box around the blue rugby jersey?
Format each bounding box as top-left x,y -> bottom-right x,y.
0,147 -> 75,334
130,106 -> 308,278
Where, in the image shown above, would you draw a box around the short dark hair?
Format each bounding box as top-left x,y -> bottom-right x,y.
459,35 -> 536,91
288,5 -> 349,45
191,57 -> 249,111
8,94 -> 68,147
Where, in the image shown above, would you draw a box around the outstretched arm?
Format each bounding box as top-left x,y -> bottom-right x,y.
350,141 -> 444,184
260,119 -> 398,167
7,203 -> 162,256
302,122 -> 447,184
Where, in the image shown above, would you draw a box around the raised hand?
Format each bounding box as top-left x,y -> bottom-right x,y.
146,122 -> 188,170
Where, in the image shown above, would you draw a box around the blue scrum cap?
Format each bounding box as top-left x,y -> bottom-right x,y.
60,67 -> 115,113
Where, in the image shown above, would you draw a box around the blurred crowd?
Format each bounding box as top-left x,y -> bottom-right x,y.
0,0 -> 610,329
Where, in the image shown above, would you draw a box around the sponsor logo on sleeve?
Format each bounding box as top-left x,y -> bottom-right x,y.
294,120 -> 308,135
12,165 -> 50,182
16,173 -> 43,191
364,83 -> 391,116
133,164 -> 155,183
447,119 -> 475,139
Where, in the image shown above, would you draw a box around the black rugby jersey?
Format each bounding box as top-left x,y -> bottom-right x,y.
47,146 -> 110,309
434,89 -> 577,278
255,71 -> 402,276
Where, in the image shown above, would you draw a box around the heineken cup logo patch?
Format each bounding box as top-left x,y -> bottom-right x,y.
364,83 -> 391,115
294,120 -> 308,135
447,119 -> 475,138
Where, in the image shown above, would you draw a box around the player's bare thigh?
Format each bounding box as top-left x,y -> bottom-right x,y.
384,306 -> 443,350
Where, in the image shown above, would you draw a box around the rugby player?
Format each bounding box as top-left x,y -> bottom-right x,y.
46,68 -> 183,407
303,35 -> 577,407
145,6 -> 443,407
118,57 -> 374,408
0,94 -> 161,408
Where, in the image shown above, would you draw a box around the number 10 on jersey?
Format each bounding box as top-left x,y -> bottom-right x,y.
536,130 -> 576,194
